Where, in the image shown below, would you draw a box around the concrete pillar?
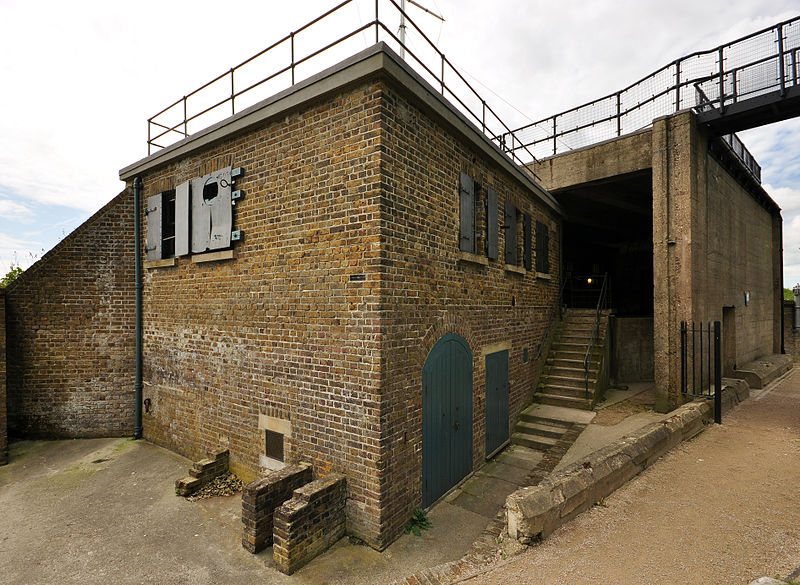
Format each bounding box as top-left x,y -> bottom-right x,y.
652,112 -> 698,412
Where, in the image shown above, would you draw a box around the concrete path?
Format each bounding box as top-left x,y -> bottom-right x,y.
461,368 -> 800,585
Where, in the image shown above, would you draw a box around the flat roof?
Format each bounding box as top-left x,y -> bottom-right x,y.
120,42 -> 561,214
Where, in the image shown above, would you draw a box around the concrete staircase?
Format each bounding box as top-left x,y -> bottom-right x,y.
534,308 -> 610,411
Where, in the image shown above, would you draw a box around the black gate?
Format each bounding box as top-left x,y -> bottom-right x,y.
680,321 -> 722,424
681,321 -> 722,424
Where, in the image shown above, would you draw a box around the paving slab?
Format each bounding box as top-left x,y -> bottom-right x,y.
477,460 -> 531,485
495,445 -> 544,469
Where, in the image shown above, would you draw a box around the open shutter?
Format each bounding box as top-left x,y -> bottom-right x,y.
504,201 -> 517,265
145,194 -> 162,261
486,188 -> 498,260
459,172 -> 475,253
523,213 -> 532,270
175,180 -> 190,257
543,223 -> 551,273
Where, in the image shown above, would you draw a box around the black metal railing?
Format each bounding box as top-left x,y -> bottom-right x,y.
584,273 -> 609,397
145,0 -> 541,172
535,273 -> 569,361
680,320 -> 722,424
500,14 -> 799,174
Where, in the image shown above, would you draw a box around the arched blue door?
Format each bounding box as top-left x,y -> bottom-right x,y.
422,333 -> 473,507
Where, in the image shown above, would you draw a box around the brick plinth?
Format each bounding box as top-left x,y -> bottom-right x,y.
273,474 -> 346,575
241,464 -> 312,553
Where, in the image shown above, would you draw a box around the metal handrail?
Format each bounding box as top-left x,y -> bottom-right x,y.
584,273 -> 609,398
501,14 -> 799,174
145,0 -> 541,172
535,273 -> 569,361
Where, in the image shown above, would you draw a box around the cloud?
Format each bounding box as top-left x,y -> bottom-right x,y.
0,199 -> 33,222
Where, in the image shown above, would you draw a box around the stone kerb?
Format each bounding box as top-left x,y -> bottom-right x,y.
506,400 -> 712,543
273,473 -> 347,575
241,464 -> 312,553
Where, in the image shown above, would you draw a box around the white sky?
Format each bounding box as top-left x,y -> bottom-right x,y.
1,0 -> 799,287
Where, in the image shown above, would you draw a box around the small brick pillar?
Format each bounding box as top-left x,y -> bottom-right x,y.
175,449 -> 229,496
0,290 -> 6,466
273,474 -> 347,575
241,464 -> 312,553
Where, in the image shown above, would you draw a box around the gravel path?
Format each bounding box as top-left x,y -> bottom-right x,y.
465,368 -> 800,585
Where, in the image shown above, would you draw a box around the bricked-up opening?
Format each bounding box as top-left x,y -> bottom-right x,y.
266,430 -> 284,462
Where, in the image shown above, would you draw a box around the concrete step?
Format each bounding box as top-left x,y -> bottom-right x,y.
538,383 -> 596,399
546,358 -> 600,369
514,420 -> 568,439
541,374 -> 598,390
518,411 -> 575,427
535,392 -> 594,410
511,432 -> 559,451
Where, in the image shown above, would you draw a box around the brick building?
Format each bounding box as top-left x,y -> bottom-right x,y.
112,45 -> 561,548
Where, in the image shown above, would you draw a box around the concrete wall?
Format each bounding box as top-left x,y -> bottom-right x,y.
652,113 -> 780,409
785,300 -> 800,359
5,191 -> 135,438
611,317 -> 654,382
0,290 -> 6,465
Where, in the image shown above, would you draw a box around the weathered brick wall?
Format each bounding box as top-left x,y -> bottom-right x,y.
135,81 -> 384,545
273,474 -> 347,575
242,464 -> 312,553
785,300 -> 800,359
0,289 -> 6,465
377,84 -> 561,543
5,190 -> 135,438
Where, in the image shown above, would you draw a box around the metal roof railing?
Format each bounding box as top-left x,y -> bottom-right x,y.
500,15 -> 800,181
146,0 -> 541,172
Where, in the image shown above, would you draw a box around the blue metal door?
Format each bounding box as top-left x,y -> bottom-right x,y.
485,350 -> 509,457
422,334 -> 473,508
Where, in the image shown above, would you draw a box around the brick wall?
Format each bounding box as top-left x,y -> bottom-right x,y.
377,83 -> 560,543
175,449 -> 229,496
5,190 -> 135,438
273,474 -> 347,575
0,289 -> 6,465
136,81 -> 385,545
241,464 -> 312,553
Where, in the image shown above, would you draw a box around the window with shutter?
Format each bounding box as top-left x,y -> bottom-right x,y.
504,201 -> 518,265
459,172 -> 476,253
486,188 -> 498,260
523,213 -> 532,270
535,221 -> 550,273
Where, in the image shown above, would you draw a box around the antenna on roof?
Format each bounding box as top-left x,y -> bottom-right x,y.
399,0 -> 445,59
